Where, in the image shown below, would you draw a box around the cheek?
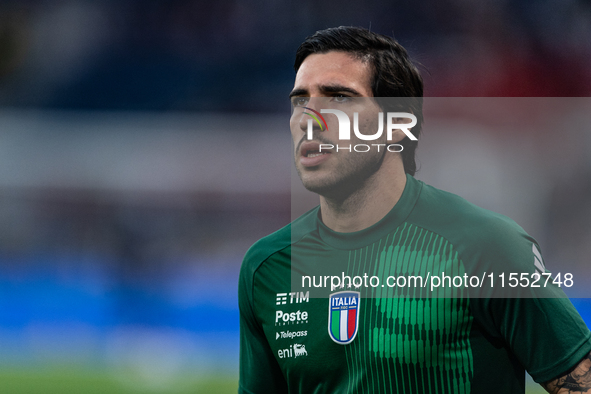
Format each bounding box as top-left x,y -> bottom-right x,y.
352,116 -> 385,143
289,116 -> 300,141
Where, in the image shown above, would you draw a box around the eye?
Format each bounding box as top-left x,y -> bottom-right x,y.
291,97 -> 309,107
332,95 -> 351,103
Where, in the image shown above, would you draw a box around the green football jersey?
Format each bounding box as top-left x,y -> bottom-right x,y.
239,174 -> 591,393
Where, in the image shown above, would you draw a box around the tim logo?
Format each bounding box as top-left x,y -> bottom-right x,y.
276,291 -> 310,305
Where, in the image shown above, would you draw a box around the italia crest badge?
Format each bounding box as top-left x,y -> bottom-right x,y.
328,291 -> 360,345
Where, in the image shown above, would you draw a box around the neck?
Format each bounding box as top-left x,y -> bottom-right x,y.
319,160 -> 407,233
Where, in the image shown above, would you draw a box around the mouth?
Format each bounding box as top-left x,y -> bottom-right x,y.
299,141 -> 333,167
302,147 -> 328,158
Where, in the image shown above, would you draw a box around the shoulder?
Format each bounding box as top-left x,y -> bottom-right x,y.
240,206 -> 319,281
410,179 -> 537,268
241,223 -> 292,277
412,180 -> 527,238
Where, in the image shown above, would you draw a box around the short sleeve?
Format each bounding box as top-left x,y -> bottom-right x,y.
238,256 -> 288,394
465,222 -> 591,383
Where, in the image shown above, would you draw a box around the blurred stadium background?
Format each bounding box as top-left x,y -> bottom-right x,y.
0,1 -> 590,393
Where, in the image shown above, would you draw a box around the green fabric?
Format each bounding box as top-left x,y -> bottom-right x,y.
239,175 -> 591,393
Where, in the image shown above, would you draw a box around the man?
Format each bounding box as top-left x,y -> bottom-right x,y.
239,26 -> 591,393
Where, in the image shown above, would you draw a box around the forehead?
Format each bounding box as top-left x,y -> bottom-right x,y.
294,51 -> 373,96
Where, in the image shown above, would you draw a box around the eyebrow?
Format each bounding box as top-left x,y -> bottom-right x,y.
289,84 -> 363,98
288,88 -> 308,98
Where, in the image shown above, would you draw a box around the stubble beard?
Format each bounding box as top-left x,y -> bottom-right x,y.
296,148 -> 387,202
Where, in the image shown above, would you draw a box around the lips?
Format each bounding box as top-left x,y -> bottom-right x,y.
299,141 -> 333,167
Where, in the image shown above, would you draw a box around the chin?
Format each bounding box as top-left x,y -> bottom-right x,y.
301,178 -> 356,200
299,173 -> 334,191
301,178 -> 334,194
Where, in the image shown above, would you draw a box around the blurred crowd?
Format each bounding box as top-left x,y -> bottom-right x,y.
1,0 -> 590,113
0,0 -> 590,386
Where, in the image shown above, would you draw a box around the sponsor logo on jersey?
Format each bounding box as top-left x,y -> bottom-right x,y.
277,343 -> 308,359
275,310 -> 308,326
276,330 -> 307,340
276,291 -> 310,305
532,244 -> 547,274
328,291 -> 360,345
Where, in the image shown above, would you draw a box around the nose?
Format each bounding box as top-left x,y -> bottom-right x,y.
298,111 -> 324,135
298,100 -> 325,135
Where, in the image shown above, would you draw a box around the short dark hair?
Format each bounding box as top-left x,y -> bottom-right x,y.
294,26 -> 423,176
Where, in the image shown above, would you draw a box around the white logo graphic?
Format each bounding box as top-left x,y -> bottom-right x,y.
276,293 -> 287,305
307,110 -> 417,141
532,244 -> 547,274
277,343 -> 308,359
276,330 -> 308,340
275,310 -> 308,326
276,292 -> 310,305
294,344 -> 308,357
